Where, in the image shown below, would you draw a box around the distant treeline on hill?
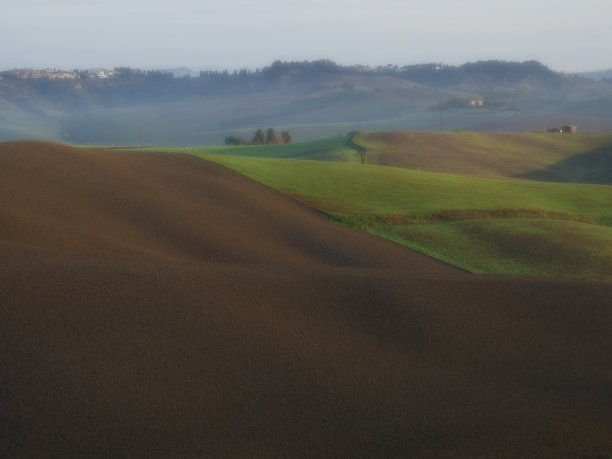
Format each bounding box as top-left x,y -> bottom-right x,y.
225,128 -> 293,146
1,59 -> 566,87
0,59 -> 587,113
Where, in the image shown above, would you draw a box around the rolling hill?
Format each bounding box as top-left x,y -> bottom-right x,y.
352,131 -> 612,183
174,131 -> 612,280
2,141 -> 611,457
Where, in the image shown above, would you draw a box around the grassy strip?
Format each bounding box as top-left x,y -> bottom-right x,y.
346,131 -> 367,163
369,219 -> 612,281
325,208 -> 597,228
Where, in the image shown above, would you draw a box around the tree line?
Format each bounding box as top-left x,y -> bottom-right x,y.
225,128 -> 293,146
0,59 -> 568,114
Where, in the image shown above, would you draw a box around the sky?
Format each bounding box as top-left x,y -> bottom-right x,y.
2,0 -> 611,73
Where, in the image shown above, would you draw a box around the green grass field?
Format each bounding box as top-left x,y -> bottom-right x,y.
147,131 -> 612,281
196,155 -> 611,219
148,136 -> 360,162
374,219 -> 612,279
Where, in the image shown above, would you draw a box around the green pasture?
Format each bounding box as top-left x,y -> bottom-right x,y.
186,149 -> 612,281
372,219 -> 612,280
194,155 -> 612,220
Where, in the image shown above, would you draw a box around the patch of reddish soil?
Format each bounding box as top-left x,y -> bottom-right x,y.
1,141 -> 611,457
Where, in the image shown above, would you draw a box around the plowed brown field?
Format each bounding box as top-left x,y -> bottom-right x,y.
1,141 -> 611,457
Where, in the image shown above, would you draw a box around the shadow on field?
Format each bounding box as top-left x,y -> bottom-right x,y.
1,141 -> 611,457
517,146 -> 612,184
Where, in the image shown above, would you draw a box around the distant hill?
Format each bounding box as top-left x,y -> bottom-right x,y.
2,59 -> 612,145
579,68 -> 612,80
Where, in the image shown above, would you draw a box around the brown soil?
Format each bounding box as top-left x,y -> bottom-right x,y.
1,141 -> 611,457
362,131 -> 612,179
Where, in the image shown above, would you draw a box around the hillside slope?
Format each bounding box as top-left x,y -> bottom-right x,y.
353,131 -> 612,182
191,147 -> 612,280
1,141 -> 440,269
1,142 -> 611,457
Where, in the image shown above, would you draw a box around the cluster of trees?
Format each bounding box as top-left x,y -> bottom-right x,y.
390,60 -> 561,88
225,128 -> 293,146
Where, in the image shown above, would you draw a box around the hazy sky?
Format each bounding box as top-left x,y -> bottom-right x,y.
2,0 -> 611,72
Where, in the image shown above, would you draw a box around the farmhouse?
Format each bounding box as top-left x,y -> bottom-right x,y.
548,125 -> 577,134
561,125 -> 577,134
92,69 -> 115,79
53,72 -> 77,79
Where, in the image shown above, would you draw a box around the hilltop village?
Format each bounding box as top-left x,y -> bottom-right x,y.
2,68 -> 115,80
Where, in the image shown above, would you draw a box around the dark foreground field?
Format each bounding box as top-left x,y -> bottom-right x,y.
1,142 -> 611,457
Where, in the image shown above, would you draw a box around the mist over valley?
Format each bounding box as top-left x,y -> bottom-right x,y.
2,59 -> 612,145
